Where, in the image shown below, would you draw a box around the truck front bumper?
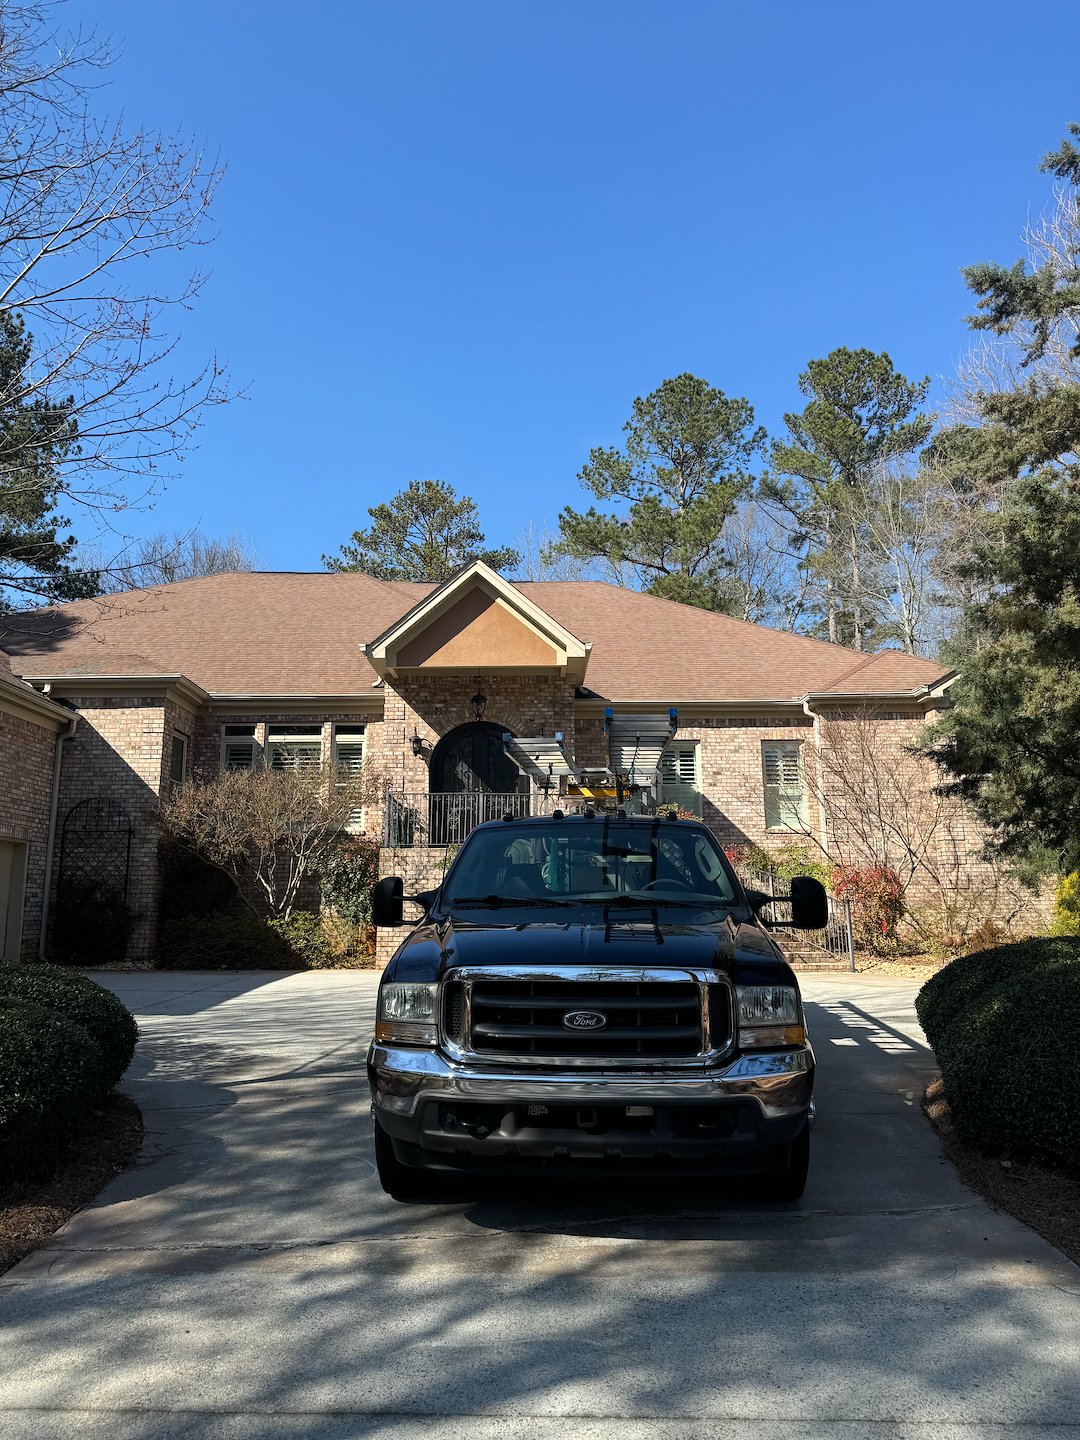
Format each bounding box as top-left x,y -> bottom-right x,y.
367,1042 -> 814,1174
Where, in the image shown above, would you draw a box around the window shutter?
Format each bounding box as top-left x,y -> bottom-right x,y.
660,745 -> 701,815
223,738 -> 256,770
335,729 -> 366,831
268,727 -> 323,771
763,742 -> 807,829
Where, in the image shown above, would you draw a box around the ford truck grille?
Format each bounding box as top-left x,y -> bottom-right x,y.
466,978 -> 710,1060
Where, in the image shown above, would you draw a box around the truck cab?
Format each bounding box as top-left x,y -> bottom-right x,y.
368,812 -> 827,1201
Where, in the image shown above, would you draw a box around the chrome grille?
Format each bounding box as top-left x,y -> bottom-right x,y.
443,967 -> 731,1071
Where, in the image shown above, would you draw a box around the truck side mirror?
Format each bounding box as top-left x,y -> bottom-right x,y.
372,876 -> 404,928
790,876 -> 828,930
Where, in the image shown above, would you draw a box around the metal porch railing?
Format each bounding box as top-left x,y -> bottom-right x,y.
383,791 -> 532,848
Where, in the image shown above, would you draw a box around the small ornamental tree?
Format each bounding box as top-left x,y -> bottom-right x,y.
832,865 -> 905,947
159,763 -> 377,920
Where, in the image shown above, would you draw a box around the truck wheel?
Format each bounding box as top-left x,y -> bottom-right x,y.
373,1119 -> 442,1202
757,1120 -> 810,1202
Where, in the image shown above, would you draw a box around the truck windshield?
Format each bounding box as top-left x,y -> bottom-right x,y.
445,820 -> 740,908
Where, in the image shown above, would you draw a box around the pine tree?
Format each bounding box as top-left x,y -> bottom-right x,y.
0,310 -> 93,605
768,348 -> 932,649
549,374 -> 765,612
927,125 -> 1080,873
322,479 -> 519,582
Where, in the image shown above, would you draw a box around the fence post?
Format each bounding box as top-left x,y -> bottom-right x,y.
844,897 -> 855,972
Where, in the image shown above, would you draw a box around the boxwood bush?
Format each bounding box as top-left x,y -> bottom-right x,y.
0,965 -> 138,1094
915,937 -> 1080,1050
935,964 -> 1080,1173
0,998 -> 105,1185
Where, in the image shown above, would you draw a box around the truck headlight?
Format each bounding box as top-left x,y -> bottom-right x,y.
375,982 -> 438,1045
736,985 -> 805,1050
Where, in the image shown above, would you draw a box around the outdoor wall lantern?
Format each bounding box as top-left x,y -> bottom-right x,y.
410,730 -> 425,757
471,691 -> 487,722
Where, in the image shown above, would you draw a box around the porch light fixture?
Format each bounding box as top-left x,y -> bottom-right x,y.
410,730 -> 424,757
471,690 -> 487,721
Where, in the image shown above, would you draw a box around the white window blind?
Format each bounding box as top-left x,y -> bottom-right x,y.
268,726 -> 323,771
334,727 -> 366,832
659,745 -> 701,816
221,725 -> 257,771
762,741 -> 807,830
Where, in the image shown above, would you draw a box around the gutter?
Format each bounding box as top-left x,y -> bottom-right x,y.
39,706 -> 78,961
801,697 -> 830,860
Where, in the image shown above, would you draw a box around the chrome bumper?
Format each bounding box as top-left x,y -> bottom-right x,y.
368,1042 -> 814,1122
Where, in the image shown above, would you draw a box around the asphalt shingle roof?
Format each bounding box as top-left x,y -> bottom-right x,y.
0,572 -> 950,702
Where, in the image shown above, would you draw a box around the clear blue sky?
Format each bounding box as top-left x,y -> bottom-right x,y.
69,0 -> 1080,569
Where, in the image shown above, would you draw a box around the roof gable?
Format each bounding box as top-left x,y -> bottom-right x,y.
363,562 -> 590,683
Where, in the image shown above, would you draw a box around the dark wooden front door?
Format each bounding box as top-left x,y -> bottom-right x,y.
430,722 -> 524,796
428,723 -> 527,843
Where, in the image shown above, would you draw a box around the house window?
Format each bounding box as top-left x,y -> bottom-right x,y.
762,741 -> 808,830
170,734 -> 188,787
221,724 -> 258,770
659,744 -> 702,816
334,727 -> 366,832
267,725 -> 323,771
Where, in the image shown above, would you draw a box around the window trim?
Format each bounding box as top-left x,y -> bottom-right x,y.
659,742 -> 702,817
169,732 -> 189,788
762,739 -> 808,832
220,723 -> 259,771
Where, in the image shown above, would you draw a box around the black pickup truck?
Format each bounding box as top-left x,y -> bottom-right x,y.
368,812 -> 827,1201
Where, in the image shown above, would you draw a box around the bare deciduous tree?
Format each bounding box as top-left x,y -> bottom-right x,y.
0,2 -> 228,596
89,528 -> 257,592
800,709 -> 1028,949
159,762 -> 378,920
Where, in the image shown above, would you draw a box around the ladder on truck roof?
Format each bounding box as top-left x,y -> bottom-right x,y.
604,707 -> 679,802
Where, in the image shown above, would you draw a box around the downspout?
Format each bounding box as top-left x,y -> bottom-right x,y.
39,707 -> 78,961
801,697 -> 830,860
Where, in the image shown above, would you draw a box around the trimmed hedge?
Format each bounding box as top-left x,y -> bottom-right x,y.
0,965 -> 138,1094
935,965 -> 1080,1174
0,998 -> 105,1185
915,937 -> 1080,1051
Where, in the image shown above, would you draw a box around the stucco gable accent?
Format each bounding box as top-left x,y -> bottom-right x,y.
362,561 -> 591,683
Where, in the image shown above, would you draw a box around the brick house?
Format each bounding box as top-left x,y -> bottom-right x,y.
0,560 -> 958,965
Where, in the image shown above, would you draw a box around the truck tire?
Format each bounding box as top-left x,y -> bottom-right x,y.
373,1119 -> 442,1202
757,1120 -> 810,1202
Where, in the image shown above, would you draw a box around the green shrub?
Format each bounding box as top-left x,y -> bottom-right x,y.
51,880 -> 133,967
0,998 -> 105,1185
319,836 -> 379,927
158,837 -> 239,924
1049,872 -> 1080,937
915,937 -> 1080,1051
937,963 -> 1080,1174
157,912 -> 297,970
268,912 -> 337,969
0,965 -> 138,1093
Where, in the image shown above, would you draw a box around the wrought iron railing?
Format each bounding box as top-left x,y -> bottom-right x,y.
383,791 -> 532,847
735,865 -> 855,971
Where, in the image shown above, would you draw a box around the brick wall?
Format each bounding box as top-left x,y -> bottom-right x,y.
0,708 -> 58,960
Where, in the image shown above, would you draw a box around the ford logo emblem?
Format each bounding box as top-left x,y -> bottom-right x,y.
562,1010 -> 607,1031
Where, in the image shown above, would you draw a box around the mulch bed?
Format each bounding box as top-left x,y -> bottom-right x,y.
0,1093 -> 143,1277
924,1075 -> 1080,1266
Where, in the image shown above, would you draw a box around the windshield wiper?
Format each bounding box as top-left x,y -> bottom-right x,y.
589,893 -> 733,910
449,894 -> 574,908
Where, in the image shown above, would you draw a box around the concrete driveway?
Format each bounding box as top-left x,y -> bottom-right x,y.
1,969 -> 1078,1440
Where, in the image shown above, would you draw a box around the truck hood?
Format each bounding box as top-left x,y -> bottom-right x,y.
385,906 -> 790,987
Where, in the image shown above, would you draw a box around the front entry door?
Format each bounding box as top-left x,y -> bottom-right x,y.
429,723 -> 528,842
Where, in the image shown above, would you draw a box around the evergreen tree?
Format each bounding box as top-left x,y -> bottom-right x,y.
549,374 -> 765,612
768,348 -> 932,649
0,310 -> 94,605
322,479 -> 519,582
927,125 -> 1080,873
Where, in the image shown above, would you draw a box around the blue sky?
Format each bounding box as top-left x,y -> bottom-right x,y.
68,0 -> 1080,569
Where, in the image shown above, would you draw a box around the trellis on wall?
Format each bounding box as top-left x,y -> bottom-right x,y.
53,797 -> 134,965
